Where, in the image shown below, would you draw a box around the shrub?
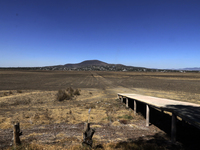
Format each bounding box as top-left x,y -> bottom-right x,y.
67,87 -> 74,96
119,119 -> 128,124
57,89 -> 71,101
56,87 -> 81,101
9,90 -> 13,94
85,103 -> 96,109
74,88 -> 80,95
17,90 -> 22,93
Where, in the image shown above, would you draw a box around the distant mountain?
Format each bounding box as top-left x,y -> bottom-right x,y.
0,60 -> 149,71
63,60 -> 108,68
46,59 -> 147,71
7,60 -> 199,72
181,67 -> 200,71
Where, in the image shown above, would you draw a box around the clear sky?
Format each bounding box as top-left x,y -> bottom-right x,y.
0,0 -> 200,69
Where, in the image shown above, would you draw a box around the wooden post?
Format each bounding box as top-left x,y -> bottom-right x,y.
171,112 -> 177,143
121,97 -> 123,103
134,100 -> 137,115
82,123 -> 95,147
13,122 -> 22,147
146,104 -> 150,127
126,97 -> 129,108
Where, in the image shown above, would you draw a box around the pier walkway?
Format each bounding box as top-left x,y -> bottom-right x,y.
117,93 -> 200,142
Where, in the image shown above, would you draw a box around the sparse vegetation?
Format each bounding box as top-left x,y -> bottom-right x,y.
118,115 -> 133,120
9,90 -> 13,94
67,87 -> 74,97
12,98 -> 31,105
57,89 -> 71,101
119,119 -> 128,124
3,92 -> 8,96
1,71 -> 200,150
105,108 -> 116,122
74,88 -> 80,95
17,90 -> 22,93
56,87 -> 81,101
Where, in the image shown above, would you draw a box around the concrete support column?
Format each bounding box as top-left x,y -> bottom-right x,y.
146,104 -> 150,127
134,100 -> 137,115
171,112 -> 177,143
126,98 -> 129,108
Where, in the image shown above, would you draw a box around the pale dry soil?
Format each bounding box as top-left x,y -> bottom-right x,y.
0,71 -> 200,149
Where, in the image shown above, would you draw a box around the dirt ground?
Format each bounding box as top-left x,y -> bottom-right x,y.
0,70 -> 200,149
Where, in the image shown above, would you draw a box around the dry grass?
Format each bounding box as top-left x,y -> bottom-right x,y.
57,89 -> 72,101
1,71 -> 200,149
74,88 -> 81,95
6,141 -> 160,150
56,87 -> 81,101
0,89 -> 133,129
17,90 -> 23,93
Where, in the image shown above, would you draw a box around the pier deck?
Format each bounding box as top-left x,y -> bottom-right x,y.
118,93 -> 200,142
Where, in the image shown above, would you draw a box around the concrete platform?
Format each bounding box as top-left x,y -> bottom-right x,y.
118,93 -> 200,142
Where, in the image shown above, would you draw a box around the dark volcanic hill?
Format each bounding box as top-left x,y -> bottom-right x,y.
0,60 -> 148,71
64,60 -> 108,68
1,59 -> 199,72
50,59 -> 147,71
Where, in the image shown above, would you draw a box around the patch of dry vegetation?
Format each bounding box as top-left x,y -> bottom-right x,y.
0,89 -> 133,129
0,88 -> 142,149
56,87 -> 81,101
2,71 -> 199,149
6,139 -> 168,150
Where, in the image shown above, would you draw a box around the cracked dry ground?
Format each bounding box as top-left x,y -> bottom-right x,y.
1,71 -> 200,149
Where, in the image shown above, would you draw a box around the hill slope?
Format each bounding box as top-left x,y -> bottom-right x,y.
64,60 -> 108,68
49,60 -> 146,71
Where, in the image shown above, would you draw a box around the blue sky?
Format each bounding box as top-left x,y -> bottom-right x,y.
0,0 -> 200,69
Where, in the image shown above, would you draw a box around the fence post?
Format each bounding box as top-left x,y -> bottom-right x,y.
13,122 -> 22,148
126,98 -> 129,108
121,96 -> 123,103
171,112 -> 177,143
82,123 -> 95,147
146,105 -> 150,126
134,100 -> 137,115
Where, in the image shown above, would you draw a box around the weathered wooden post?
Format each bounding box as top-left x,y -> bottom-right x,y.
82,123 -> 95,147
146,104 -> 150,127
121,96 -> 123,103
134,100 -> 137,115
126,97 -> 129,108
82,108 -> 95,147
13,122 -> 22,148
